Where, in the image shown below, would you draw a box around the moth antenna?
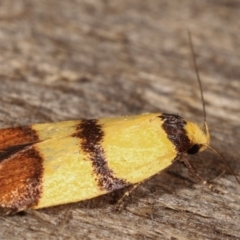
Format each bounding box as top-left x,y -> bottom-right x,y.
188,31 -> 209,140
188,32 -> 239,185
207,145 -> 240,185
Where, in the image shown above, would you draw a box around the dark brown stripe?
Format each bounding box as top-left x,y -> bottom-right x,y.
0,145 -> 44,214
73,119 -> 128,192
159,114 -> 192,153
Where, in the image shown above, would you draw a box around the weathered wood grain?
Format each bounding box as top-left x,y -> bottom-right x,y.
0,0 -> 239,239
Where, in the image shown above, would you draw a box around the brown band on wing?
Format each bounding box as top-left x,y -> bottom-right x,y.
73,119 -> 128,192
0,126 -> 40,163
0,146 -> 44,214
159,114 -> 192,153
0,126 -> 39,149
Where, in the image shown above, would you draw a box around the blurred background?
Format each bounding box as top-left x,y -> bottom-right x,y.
0,1 -> 240,239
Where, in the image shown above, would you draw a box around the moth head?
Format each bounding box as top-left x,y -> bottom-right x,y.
185,121 -> 210,155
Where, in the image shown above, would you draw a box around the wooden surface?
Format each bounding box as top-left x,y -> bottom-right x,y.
0,0 -> 240,239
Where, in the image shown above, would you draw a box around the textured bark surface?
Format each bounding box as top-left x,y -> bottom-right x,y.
0,0 -> 240,239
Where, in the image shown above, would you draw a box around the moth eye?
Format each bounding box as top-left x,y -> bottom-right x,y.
187,144 -> 201,154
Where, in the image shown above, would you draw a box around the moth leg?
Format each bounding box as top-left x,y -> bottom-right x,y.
114,183 -> 142,212
179,156 -> 222,192
180,156 -> 207,184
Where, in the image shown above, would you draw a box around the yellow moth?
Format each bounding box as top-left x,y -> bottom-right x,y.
0,33 -> 237,215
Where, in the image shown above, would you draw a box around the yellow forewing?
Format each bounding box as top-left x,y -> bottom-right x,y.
32,120 -> 81,140
34,136 -> 106,209
32,114 -> 177,209
99,114 -> 177,183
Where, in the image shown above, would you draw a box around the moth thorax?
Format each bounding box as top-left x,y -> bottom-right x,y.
160,114 -> 209,155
